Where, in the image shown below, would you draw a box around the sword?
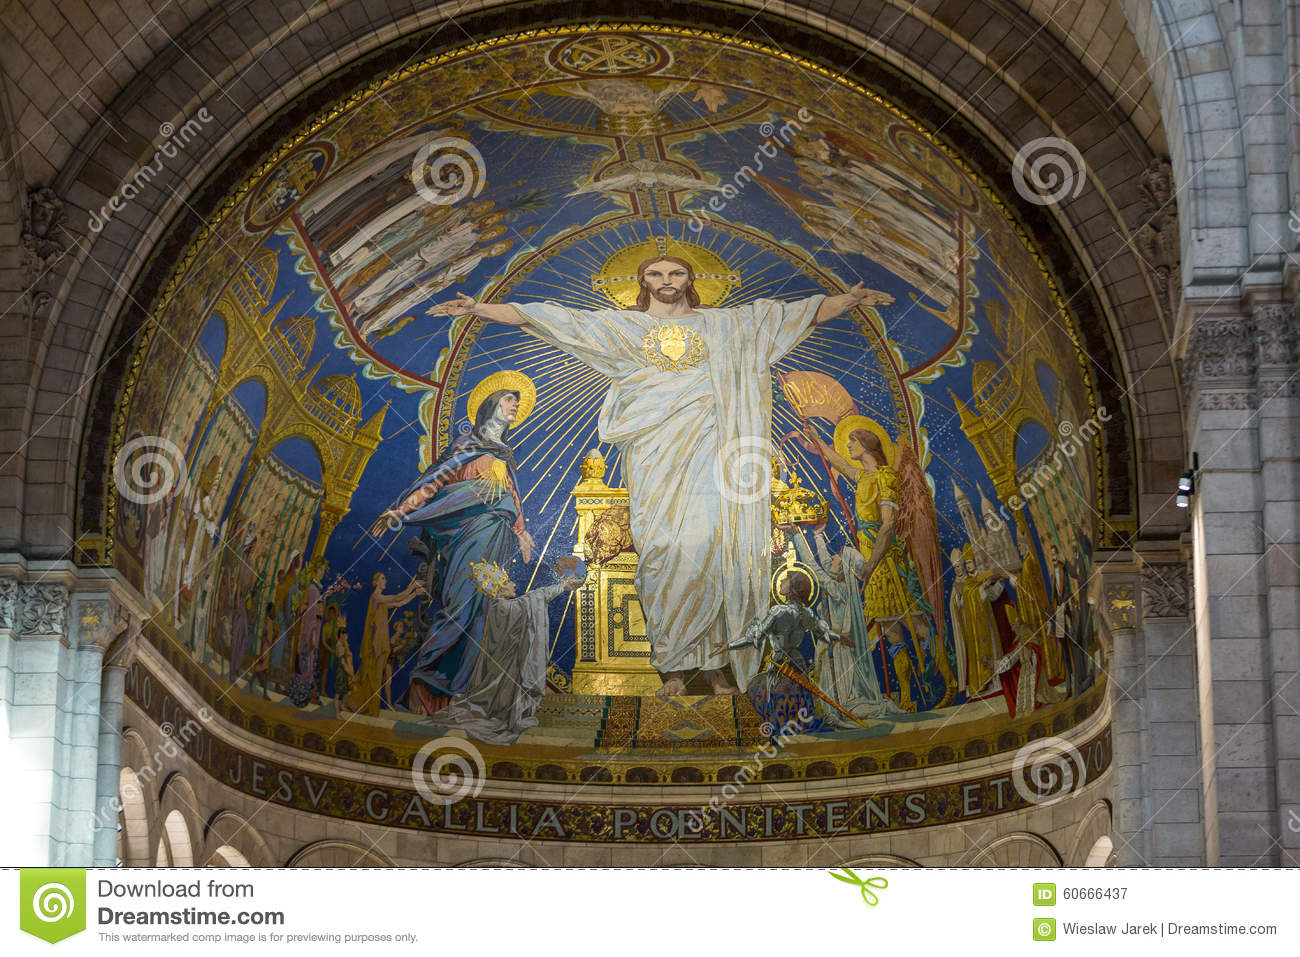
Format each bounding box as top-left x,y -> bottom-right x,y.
766,654 -> 871,729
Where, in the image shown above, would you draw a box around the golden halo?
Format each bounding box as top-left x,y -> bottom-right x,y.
591,238 -> 740,308
466,371 -> 536,427
770,560 -> 820,607
833,415 -> 896,466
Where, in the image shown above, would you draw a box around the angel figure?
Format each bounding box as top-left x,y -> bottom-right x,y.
801,427 -> 957,711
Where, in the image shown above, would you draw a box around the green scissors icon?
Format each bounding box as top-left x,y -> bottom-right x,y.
829,868 -> 889,906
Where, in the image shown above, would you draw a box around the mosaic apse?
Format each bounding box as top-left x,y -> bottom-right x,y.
89,27 -> 1115,803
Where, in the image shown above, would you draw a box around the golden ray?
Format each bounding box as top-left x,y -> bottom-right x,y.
466,340 -> 554,365
525,496 -> 575,591
507,369 -> 605,443
518,382 -> 607,478
509,374 -> 604,453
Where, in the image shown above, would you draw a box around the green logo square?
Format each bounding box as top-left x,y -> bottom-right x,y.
19,869 -> 86,943
1033,918 -> 1056,941
1033,882 -> 1056,906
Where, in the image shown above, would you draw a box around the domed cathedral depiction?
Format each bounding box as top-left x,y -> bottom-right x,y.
0,0 -> 1296,870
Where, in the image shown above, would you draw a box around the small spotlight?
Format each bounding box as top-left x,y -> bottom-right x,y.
1176,453 -> 1198,508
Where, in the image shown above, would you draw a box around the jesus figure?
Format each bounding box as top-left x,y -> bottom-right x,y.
427,256 -> 892,696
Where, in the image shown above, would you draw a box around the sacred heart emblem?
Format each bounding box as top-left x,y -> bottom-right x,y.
642,324 -> 704,371
659,326 -> 687,361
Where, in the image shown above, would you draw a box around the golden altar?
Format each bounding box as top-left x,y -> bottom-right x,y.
565,448 -> 828,696
568,450 -> 661,695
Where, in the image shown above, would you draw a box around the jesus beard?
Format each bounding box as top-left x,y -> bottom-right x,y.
650,286 -> 685,304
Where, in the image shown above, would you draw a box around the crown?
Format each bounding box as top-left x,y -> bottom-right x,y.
468,558 -> 511,598
770,469 -> 829,527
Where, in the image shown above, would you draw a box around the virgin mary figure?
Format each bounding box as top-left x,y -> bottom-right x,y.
373,372 -> 537,715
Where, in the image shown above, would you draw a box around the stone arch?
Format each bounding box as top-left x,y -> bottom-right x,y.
119,728 -> 162,825
152,773 -> 204,868
285,840 -> 394,867
965,831 -> 1064,867
207,845 -> 252,867
203,809 -> 276,868
116,767 -> 151,867
1,0 -> 1202,562
156,808 -> 195,867
838,853 -> 921,867
1084,835 -> 1118,866
1115,0 -> 1251,293
455,857 -> 530,867
1065,799 -> 1116,866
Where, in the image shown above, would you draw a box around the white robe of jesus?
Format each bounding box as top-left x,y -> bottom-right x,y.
512,295 -> 824,691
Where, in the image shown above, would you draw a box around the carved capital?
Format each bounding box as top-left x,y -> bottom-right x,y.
72,596 -> 133,650
1197,390 -> 1258,410
1141,562 -> 1189,618
1184,314 -> 1257,407
1103,581 -> 1139,631
1254,302 -> 1298,369
0,577 -> 18,630
18,582 -> 70,637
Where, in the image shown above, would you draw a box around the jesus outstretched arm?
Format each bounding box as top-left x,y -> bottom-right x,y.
427,283 -> 892,328
424,257 -> 893,698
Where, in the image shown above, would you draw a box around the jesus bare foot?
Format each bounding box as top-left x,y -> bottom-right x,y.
656,673 -> 687,697
702,668 -> 739,695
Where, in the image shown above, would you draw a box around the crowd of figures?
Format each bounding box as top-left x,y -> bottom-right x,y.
213,555 -> 424,718
176,383 -> 1101,745
739,424 -> 1104,729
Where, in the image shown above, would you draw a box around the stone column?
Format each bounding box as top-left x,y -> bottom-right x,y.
93,662 -> 127,866
0,569 -> 75,863
1255,297 -> 1300,863
1183,301 -> 1282,864
91,604 -> 137,867
0,563 -> 150,866
1096,551 -> 1150,864
1139,548 -> 1205,864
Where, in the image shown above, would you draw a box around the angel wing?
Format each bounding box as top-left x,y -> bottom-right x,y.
894,442 -> 945,645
